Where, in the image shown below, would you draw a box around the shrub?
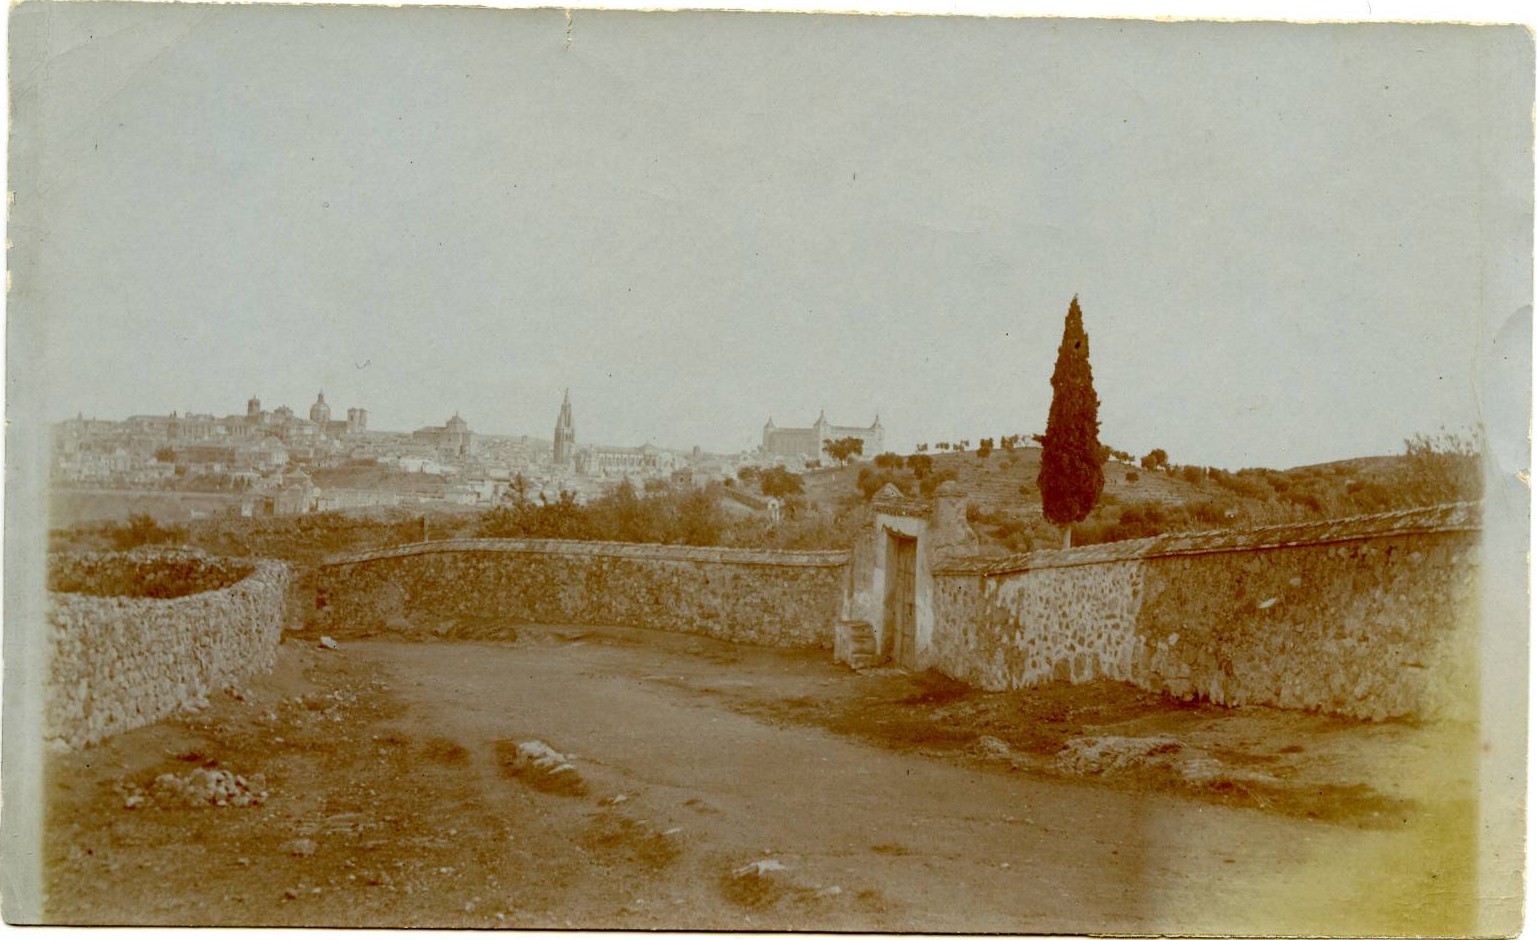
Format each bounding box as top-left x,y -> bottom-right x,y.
857,469 -> 912,500
759,467 -> 805,499
111,513 -> 187,551
1402,430 -> 1482,504
919,468 -> 960,498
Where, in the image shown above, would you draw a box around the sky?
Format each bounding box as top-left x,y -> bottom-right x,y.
7,3 -> 1532,469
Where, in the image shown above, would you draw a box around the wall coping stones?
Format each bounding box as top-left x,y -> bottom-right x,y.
933,502 -> 1481,576
872,495 -> 933,518
320,538 -> 852,570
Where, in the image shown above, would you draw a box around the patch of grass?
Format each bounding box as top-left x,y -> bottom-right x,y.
719,868 -> 792,910
900,672 -> 974,707
580,812 -> 680,871
420,737 -> 470,765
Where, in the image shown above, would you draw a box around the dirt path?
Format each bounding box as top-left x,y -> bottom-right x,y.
44,624 -> 1476,933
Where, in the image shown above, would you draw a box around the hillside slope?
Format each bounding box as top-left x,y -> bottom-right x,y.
797,447 -> 1477,554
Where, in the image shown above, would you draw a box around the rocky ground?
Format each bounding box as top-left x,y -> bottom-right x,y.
42,622 -> 1477,933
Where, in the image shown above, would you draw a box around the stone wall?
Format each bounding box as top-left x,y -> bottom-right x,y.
47,549 -> 290,750
929,504 -> 1481,722
311,539 -> 851,648
932,559 -> 1146,689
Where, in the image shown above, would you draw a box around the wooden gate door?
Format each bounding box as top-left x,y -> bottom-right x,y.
885,532 -> 918,667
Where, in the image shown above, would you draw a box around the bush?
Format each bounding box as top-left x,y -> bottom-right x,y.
477,483 -> 724,546
919,469 -> 960,498
759,467 -> 805,499
477,492 -> 594,540
111,513 -> 187,551
1401,430 -> 1482,504
857,468 -> 912,500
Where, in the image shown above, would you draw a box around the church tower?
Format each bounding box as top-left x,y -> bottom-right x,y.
553,389 -> 575,465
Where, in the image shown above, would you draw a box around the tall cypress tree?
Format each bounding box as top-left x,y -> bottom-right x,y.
1037,295 -> 1104,547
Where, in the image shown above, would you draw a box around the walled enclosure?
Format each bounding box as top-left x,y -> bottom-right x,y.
315,502 -> 1478,722
311,539 -> 852,649
47,550 -> 290,750
921,504 -> 1481,722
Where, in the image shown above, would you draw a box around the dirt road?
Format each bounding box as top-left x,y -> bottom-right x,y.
44,624 -> 1476,933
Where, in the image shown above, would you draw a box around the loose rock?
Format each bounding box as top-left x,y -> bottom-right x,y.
282,838 -> 318,857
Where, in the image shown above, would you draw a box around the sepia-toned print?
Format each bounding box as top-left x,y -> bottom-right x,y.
3,4 -> 1530,935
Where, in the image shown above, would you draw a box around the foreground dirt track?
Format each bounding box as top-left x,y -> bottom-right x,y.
46,624 -> 1476,934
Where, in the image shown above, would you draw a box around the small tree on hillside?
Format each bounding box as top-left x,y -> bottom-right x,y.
823,436 -> 865,467
1141,449 -> 1168,471
1037,295 -> 1105,547
759,466 -> 805,499
874,452 -> 905,470
977,437 -> 995,458
906,453 -> 934,480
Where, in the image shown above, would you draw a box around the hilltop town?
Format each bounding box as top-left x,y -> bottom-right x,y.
48,389 -> 887,528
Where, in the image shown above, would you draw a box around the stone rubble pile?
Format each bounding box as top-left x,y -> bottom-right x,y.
502,739 -> 588,796
1053,735 -> 1183,775
118,767 -> 269,809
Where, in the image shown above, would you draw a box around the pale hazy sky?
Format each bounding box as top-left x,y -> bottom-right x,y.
9,4 -> 1532,468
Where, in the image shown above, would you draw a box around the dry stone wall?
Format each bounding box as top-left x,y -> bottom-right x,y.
1132,534 -> 1479,721
47,550 -> 290,750
930,505 -> 1480,722
932,560 -> 1145,690
312,539 -> 851,648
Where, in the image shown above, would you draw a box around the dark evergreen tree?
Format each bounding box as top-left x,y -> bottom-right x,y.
1037,295 -> 1104,546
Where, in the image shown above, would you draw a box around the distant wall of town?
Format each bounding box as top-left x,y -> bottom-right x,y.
311,539 -> 852,648
46,550 -> 290,750
923,505 -> 1480,722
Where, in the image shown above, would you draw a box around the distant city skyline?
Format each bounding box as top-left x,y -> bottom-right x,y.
11,7 -> 1530,471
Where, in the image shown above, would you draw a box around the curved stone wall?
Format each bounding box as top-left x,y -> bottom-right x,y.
311,539 -> 851,648
47,550 -> 290,750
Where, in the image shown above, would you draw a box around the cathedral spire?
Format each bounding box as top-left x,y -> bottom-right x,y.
553,388 -> 576,464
